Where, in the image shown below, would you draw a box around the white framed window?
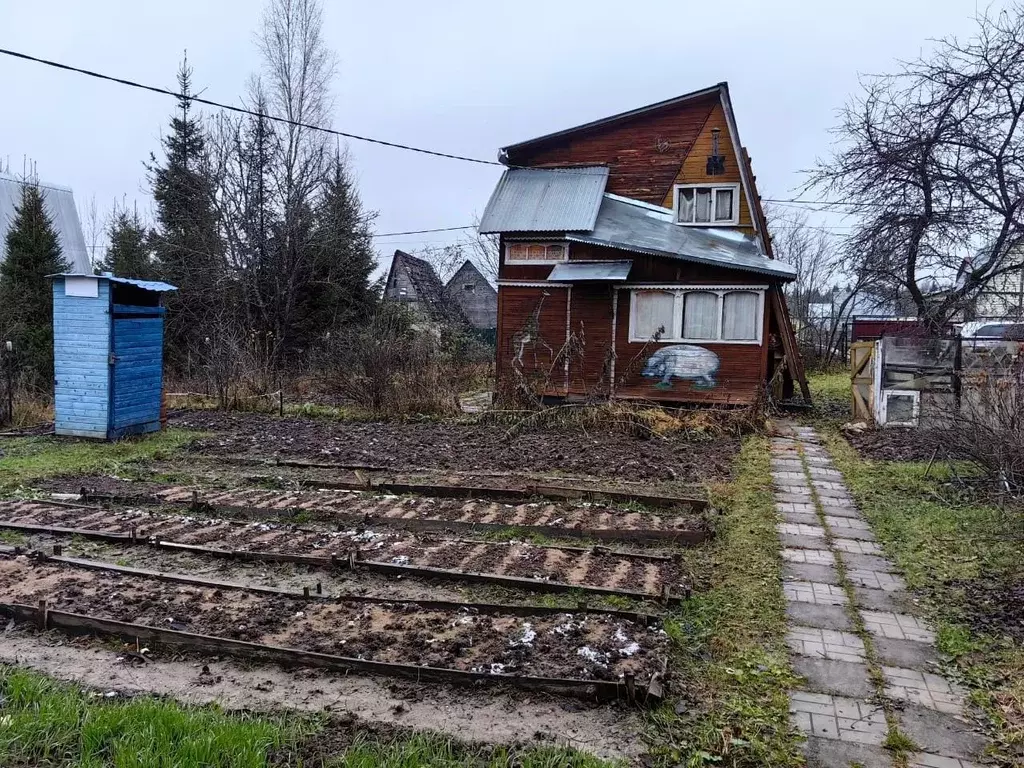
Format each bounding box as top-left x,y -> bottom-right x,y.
627,287 -> 764,344
505,242 -> 568,264
880,389 -> 920,427
674,183 -> 740,226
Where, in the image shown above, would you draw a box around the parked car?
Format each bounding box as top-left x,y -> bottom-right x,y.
959,320 -> 1024,350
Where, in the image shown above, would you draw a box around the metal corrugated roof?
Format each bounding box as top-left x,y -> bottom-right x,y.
478,166 -> 608,234
548,261 -> 632,281
565,195 -> 797,281
0,174 -> 91,273
49,273 -> 178,292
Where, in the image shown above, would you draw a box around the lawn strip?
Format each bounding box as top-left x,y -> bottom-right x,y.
0,430 -> 200,490
0,665 -> 613,767
645,435 -> 804,767
822,428 -> 1024,764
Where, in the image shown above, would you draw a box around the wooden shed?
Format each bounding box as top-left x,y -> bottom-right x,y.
480,83 -> 809,406
50,273 -> 177,440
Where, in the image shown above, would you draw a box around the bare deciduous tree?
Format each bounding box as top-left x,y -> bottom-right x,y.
811,5 -> 1024,333
770,207 -> 836,326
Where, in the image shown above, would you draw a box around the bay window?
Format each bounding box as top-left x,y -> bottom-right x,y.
628,287 -> 764,343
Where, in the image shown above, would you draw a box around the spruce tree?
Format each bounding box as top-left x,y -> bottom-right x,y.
0,183 -> 69,389
100,208 -> 154,279
296,152 -> 377,342
146,57 -> 225,372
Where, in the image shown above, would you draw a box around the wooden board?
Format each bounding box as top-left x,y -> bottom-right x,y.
850,341 -> 875,422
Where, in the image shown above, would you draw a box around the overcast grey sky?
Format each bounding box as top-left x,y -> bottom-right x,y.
0,0 -> 1002,270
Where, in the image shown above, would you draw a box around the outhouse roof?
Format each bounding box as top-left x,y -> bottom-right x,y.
48,273 -> 178,292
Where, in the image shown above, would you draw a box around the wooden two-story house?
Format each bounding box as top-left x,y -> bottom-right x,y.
479,82 -> 809,405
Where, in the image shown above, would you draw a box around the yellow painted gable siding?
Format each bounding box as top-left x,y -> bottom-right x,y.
660,104 -> 756,234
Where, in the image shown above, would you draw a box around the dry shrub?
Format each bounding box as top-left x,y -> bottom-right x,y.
482,400 -> 766,440
312,304 -> 469,417
925,360 -> 1024,493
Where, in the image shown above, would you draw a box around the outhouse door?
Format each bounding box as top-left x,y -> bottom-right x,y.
109,305 -> 166,437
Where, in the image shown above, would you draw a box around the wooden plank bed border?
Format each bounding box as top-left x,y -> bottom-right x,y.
0,601 -> 664,705
77,491 -> 711,546
0,520 -> 686,605
3,546 -> 660,624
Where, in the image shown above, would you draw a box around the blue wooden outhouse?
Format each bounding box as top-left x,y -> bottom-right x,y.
50,273 -> 177,440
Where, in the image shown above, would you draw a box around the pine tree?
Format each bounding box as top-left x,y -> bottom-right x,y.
0,183 -> 69,388
100,208 -> 154,279
146,57 -> 225,372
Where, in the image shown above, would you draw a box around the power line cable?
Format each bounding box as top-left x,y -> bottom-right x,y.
372,225 -> 475,238
0,47 -> 502,167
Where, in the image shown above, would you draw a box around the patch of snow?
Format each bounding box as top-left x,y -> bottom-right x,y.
576,646 -> 609,666
390,555 -> 410,565
619,642 -> 641,657
352,530 -> 383,542
509,622 -> 536,648
550,617 -> 585,636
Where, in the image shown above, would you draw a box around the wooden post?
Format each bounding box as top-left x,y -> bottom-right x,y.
278,390 -> 284,417
303,586 -> 310,599
624,672 -> 636,704
37,599 -> 48,630
315,582 -> 322,595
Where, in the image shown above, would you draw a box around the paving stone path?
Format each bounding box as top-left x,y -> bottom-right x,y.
771,423 -> 988,768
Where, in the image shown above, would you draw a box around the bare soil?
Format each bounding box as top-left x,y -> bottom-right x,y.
173,410 -> 738,484
947,573 -> 1024,643
0,558 -> 667,682
845,427 -> 949,463
0,631 -> 643,761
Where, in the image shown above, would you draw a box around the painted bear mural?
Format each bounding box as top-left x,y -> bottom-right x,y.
642,345 -> 720,390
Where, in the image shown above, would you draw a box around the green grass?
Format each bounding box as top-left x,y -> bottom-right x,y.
0,667 -> 615,767
806,370 -> 851,425
646,436 -> 803,767
326,733 -> 613,767
822,429 -> 1024,763
0,666 -> 295,767
0,429 -> 199,490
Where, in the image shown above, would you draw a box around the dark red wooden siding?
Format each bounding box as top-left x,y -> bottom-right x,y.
504,95 -> 718,205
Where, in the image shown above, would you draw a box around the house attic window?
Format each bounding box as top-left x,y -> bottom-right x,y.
674,184 -> 739,225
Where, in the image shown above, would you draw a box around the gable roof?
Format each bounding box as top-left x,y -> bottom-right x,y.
385,250 -> 468,324
498,84 -> 724,160
445,259 -> 495,293
479,166 -> 608,234
0,174 -> 91,273
496,82 -> 770,256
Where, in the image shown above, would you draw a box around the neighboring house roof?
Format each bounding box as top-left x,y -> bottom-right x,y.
808,292 -> 899,321
445,260 -> 497,330
445,259 -> 495,292
0,174 -> 91,273
479,166 -> 608,234
384,250 -> 467,324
